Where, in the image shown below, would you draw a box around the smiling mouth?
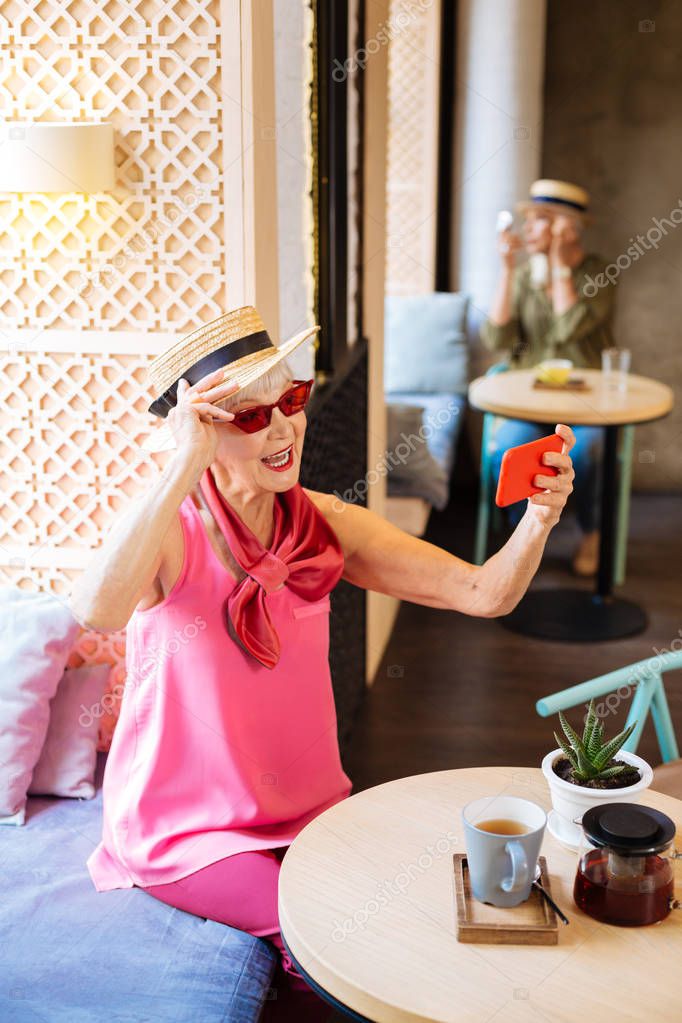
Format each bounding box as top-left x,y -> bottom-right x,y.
260,444 -> 294,471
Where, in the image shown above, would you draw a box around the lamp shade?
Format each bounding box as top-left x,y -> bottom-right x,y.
0,122 -> 115,193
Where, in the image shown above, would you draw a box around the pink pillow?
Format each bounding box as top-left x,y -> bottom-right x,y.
28,664 -> 110,799
0,586 -> 80,825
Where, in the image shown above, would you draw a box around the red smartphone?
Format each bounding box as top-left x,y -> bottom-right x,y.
495,432 -> 564,507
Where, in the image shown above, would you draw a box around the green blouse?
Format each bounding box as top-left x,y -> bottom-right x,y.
480,253 -> 616,369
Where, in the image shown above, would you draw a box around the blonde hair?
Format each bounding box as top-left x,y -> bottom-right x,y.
215,357 -> 295,412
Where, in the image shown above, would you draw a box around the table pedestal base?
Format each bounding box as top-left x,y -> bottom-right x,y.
501,589 -> 647,642
280,932 -> 373,1022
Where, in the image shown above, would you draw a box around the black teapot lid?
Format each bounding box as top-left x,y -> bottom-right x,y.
582,803 -> 676,855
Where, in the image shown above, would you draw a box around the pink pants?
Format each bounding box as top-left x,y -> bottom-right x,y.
138,847 -> 330,1022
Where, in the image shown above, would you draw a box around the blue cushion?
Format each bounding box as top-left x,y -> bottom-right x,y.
0,753 -> 276,1022
384,292 -> 470,395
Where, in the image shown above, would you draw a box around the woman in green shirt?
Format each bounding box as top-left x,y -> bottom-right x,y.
480,180 -> 616,575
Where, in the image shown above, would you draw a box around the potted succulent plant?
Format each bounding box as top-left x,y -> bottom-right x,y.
541,699 -> 653,847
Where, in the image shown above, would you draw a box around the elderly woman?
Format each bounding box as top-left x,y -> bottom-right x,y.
481,179 -> 616,576
68,306 -> 575,1021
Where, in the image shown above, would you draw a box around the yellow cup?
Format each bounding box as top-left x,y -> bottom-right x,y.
536,359 -> 573,385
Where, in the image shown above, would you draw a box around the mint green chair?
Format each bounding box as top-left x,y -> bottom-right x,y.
473,360 -> 635,586
536,650 -> 682,764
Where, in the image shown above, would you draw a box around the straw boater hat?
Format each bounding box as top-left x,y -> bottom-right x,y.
516,179 -> 592,224
147,306 -> 320,419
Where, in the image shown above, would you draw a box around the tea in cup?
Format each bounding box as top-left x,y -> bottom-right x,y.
475,818 -> 533,836
462,796 -> 547,907
535,359 -> 573,386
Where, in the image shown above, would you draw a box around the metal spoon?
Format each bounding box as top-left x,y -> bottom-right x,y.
532,863 -> 569,925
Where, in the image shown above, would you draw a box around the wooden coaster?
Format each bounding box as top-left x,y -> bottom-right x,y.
532,377 -> 589,391
453,854 -> 559,945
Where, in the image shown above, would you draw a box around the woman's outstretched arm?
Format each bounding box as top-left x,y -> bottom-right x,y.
306,424 -> 575,619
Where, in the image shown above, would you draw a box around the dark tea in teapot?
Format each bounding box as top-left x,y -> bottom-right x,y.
574,803 -> 677,927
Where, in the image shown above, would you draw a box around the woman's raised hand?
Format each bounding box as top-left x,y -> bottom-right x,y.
549,214 -> 581,266
497,228 -> 522,270
167,368 -> 241,472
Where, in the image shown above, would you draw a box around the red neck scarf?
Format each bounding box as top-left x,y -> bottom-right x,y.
197,467 -> 345,669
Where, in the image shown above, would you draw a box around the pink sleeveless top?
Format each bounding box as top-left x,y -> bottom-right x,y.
86,492 -> 353,892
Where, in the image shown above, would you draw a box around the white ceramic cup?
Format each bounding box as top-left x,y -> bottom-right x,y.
462,795 -> 547,908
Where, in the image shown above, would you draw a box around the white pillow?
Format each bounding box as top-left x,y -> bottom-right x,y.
0,587 -> 80,824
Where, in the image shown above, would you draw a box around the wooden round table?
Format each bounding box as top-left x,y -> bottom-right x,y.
467,368 -> 674,641
278,767 -> 682,1022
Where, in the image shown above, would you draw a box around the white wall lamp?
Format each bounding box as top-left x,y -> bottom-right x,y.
0,121 -> 115,193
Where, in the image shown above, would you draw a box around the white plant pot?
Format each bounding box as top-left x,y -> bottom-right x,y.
541,748 -> 654,849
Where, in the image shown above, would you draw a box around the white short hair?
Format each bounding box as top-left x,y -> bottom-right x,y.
215,357 -> 295,412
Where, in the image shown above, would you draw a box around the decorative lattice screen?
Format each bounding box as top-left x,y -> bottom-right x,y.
0,338 -> 174,749
0,0 -> 227,749
385,0 -> 441,296
0,0 -> 225,332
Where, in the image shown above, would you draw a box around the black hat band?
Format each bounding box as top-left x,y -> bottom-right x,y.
531,194 -> 587,213
148,329 -> 274,419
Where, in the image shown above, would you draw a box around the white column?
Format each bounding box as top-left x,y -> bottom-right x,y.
363,0 -> 398,685
273,0 -> 316,368
221,0 -> 280,338
450,0 -> 547,365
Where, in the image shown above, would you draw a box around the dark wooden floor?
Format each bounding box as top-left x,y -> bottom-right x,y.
344,487 -> 682,792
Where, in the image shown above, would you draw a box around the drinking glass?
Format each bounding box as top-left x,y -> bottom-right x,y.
601,347 -> 631,392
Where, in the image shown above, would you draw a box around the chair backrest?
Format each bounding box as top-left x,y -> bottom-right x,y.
485,360 -> 509,377
480,361 -> 509,451
536,650 -> 682,764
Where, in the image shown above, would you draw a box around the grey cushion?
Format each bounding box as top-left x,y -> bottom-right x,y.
388,392 -> 466,484
384,292 -> 470,395
0,752 -> 276,1022
386,390 -> 466,486
386,402 -> 449,510
28,664 -> 110,799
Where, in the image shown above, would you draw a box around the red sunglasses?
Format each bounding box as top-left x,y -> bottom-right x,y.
228,378 -> 314,434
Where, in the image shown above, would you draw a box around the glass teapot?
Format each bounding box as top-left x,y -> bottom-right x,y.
574,802 -> 682,927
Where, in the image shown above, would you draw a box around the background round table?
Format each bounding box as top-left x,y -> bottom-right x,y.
467,368 -> 674,641
278,767 -> 682,1022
